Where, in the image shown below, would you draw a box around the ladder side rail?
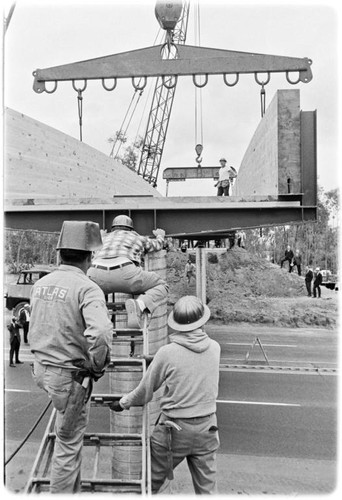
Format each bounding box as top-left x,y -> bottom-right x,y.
24,408 -> 57,493
141,312 -> 152,494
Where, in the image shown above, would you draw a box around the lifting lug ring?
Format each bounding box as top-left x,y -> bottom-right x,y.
160,42 -> 179,60
285,71 -> 302,85
43,81 -> 58,94
223,73 -> 239,87
102,78 -> 117,91
162,75 -> 178,89
72,79 -> 87,92
254,72 -> 271,86
192,74 -> 208,88
132,76 -> 147,91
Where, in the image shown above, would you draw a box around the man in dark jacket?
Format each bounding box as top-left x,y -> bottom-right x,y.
291,249 -> 302,276
313,267 -> 323,298
280,245 -> 294,272
305,266 -> 314,296
19,303 -> 30,344
7,317 -> 23,367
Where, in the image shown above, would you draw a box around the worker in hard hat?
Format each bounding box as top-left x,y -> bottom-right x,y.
88,214 -> 168,329
215,157 -> 233,196
110,295 -> 220,494
29,220 -> 113,494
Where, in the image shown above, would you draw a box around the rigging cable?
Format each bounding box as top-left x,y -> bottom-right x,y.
194,0 -> 203,165
133,28 -> 165,149
109,27 -> 162,159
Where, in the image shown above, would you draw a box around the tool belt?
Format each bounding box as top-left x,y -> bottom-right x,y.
59,370 -> 93,440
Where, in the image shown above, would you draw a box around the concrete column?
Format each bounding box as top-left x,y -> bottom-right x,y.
195,246 -> 207,304
110,250 -> 168,480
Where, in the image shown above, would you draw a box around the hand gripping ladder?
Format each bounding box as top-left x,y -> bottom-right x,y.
25,300 -> 152,494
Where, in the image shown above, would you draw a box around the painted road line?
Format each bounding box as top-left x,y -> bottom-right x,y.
222,342 -> 298,348
5,389 -> 31,393
217,399 -> 301,407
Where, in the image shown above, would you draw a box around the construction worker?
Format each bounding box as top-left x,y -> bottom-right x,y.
215,157 -> 230,196
29,220 -> 113,494
88,214 -> 168,328
110,295 -> 221,494
185,259 -> 196,284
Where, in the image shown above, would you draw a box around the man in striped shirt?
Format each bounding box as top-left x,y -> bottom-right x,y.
88,214 -> 168,328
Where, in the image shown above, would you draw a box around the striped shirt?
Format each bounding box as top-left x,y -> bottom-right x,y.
94,229 -> 164,265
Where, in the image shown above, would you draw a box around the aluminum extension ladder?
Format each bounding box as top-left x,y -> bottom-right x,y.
25,299 -> 152,494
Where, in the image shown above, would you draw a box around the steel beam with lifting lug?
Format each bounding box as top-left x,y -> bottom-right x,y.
32,44 -> 312,94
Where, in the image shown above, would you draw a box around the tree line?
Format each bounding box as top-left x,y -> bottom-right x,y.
243,187 -> 339,273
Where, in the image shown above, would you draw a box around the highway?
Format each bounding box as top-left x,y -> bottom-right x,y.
3,324 -> 338,492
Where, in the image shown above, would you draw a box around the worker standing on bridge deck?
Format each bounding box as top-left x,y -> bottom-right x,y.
29,221 -> 112,494
88,214 -> 168,329
215,157 -> 231,196
111,295 -> 221,494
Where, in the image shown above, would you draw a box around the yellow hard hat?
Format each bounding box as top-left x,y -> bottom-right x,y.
56,221 -> 103,251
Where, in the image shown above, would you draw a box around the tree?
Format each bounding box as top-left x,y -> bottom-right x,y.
108,132 -> 144,172
5,229 -> 59,273
244,186 -> 339,272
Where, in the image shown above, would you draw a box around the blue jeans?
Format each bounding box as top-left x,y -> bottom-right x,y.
32,361 -> 91,493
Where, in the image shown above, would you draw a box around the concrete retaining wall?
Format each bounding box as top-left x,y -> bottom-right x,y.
4,108 -> 159,202
233,89 -> 301,197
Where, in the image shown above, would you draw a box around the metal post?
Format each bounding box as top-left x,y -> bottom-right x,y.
195,244 -> 206,304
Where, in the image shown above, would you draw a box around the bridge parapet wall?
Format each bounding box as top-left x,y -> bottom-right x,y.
233,89 -> 301,197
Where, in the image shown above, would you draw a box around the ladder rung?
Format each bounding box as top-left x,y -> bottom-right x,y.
106,301 -> 126,309
83,433 -> 143,447
29,477 -> 143,494
113,328 -> 143,336
46,430 -> 143,446
90,394 -> 124,406
108,358 -> 144,370
81,478 -> 143,493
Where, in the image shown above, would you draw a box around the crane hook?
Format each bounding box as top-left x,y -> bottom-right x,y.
195,143 -> 203,167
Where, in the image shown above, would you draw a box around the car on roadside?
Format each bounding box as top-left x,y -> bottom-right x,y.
320,269 -> 339,291
4,265 -> 57,318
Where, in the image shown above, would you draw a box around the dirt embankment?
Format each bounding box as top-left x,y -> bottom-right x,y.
166,247 -> 338,328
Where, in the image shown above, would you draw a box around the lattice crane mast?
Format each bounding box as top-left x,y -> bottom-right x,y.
137,0 -> 190,187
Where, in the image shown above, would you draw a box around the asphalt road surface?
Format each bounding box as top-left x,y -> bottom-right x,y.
3,323 -> 338,493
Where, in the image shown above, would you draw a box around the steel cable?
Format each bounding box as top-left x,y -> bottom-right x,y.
4,400 -> 52,466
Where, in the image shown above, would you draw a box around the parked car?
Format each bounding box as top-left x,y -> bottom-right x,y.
4,265 -> 57,318
320,269 -> 339,291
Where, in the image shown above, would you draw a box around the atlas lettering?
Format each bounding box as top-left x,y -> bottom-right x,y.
34,285 -> 68,301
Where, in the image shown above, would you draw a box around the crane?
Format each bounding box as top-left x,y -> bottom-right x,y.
136,0 -> 190,187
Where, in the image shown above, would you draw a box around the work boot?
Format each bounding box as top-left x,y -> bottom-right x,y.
125,299 -> 142,329
9,364 -> 16,368
16,361 -> 24,364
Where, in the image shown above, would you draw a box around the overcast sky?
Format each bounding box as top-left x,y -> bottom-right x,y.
3,0 -> 340,197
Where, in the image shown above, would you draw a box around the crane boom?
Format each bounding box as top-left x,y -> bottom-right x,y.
137,1 -> 190,187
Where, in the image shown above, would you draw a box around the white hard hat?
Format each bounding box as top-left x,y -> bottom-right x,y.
56,221 -> 102,251
112,215 -> 134,230
168,295 -> 211,332
219,157 -> 227,163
